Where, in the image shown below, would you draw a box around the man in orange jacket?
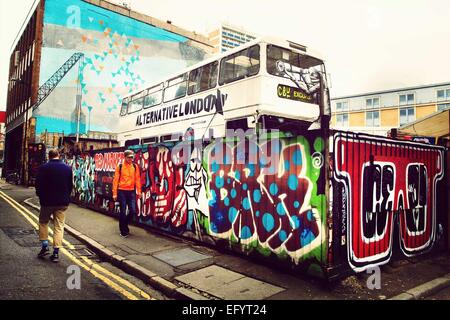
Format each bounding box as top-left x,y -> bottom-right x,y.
112,150 -> 141,237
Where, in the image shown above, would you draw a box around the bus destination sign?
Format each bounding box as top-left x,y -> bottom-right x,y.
277,84 -> 314,104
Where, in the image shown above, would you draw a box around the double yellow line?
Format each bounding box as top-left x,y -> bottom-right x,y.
0,190 -> 154,300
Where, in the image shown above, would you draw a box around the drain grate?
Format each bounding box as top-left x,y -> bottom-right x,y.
68,247 -> 96,258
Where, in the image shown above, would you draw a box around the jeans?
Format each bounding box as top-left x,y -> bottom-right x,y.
117,190 -> 136,235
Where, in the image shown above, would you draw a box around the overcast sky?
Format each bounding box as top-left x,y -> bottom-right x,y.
1,0 -> 449,111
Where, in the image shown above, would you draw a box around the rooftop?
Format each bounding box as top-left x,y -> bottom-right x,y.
332,82 -> 450,100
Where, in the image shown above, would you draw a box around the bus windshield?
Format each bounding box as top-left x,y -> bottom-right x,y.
267,44 -> 324,95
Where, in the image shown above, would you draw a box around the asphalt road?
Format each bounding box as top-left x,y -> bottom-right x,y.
0,183 -> 167,300
425,286 -> 450,300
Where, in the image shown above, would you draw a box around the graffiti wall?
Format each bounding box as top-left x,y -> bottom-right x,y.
67,131 -> 447,278
33,0 -> 210,137
69,132 -> 328,274
331,131 -> 446,273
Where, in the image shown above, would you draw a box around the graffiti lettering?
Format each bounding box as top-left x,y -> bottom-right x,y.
333,133 -> 444,272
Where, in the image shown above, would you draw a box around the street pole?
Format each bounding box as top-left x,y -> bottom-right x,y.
76,96 -> 81,143
21,106 -> 29,186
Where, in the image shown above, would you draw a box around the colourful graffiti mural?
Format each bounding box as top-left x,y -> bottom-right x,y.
68,132 -> 328,270
332,132 -> 446,272
205,137 -> 327,264
66,131 -> 447,278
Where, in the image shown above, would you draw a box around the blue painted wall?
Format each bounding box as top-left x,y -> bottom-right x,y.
34,0 -> 209,138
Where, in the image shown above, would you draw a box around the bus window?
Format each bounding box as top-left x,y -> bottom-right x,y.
163,74 -> 187,103
161,133 -> 182,143
267,44 -> 322,77
125,139 -> 140,147
226,118 -> 250,131
188,61 -> 218,95
144,83 -> 163,109
219,45 -> 260,85
141,136 -> 158,144
128,92 -> 144,114
120,101 -> 128,116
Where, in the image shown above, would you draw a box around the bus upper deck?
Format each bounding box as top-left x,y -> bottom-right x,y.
117,36 -> 331,147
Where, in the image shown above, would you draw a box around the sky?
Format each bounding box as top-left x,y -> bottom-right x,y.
1,0 -> 450,111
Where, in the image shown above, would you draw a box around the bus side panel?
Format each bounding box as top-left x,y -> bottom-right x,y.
330,131 -> 447,275
67,131 -> 330,278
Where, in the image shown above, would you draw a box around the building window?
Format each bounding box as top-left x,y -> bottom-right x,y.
336,101 -> 348,111
399,107 -> 415,125
437,88 -> 450,101
399,93 -> 414,106
437,103 -> 450,111
336,113 -> 349,127
366,97 -> 379,109
366,111 -> 380,127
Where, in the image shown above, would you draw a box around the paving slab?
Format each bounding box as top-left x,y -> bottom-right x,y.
175,265 -> 285,299
153,247 -> 212,267
211,276 -> 285,300
176,265 -> 244,291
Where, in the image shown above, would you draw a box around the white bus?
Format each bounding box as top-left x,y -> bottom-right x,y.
117,36 -> 331,146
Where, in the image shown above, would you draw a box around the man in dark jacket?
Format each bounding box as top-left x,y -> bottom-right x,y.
36,149 -> 73,263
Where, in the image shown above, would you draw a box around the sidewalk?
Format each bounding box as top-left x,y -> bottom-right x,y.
24,195 -> 450,300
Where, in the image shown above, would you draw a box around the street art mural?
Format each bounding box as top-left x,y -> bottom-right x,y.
33,0 -> 209,137
67,152 -> 96,205
67,131 -> 447,278
69,132 -> 328,272
332,132 -> 446,272
204,136 -> 327,264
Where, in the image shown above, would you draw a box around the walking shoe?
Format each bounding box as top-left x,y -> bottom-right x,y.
49,253 -> 59,263
120,233 -> 129,238
37,247 -> 50,259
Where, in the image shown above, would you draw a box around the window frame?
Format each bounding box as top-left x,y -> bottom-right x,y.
437,88 -> 450,101
127,92 -> 145,114
399,107 -> 415,126
143,83 -> 163,109
163,73 -> 188,103
437,103 -> 450,112
120,98 -> 130,116
336,101 -> 349,111
336,113 -> 349,127
365,110 -> 380,127
399,93 -> 415,106
219,44 -> 260,86
365,97 -> 380,109
188,60 -> 219,95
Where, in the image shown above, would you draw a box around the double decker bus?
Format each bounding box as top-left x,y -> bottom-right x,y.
76,36 -> 446,278
117,36 -> 331,146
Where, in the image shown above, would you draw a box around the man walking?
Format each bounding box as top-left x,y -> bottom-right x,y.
36,149 -> 73,263
113,150 -> 141,237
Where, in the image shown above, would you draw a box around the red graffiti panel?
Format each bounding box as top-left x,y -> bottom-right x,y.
144,145 -> 187,228
334,134 -> 444,271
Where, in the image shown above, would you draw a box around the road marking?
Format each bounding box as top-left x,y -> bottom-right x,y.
0,190 -> 154,300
